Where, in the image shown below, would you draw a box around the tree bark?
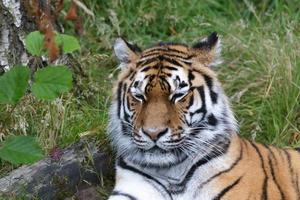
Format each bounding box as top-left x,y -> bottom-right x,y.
0,0 -> 36,74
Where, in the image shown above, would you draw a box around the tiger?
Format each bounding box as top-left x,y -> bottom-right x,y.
107,32 -> 300,200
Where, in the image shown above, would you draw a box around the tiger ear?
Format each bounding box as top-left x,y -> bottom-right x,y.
114,37 -> 141,68
191,32 -> 221,67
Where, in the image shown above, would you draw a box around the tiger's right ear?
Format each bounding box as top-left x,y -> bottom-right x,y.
191,32 -> 222,67
114,38 -> 141,67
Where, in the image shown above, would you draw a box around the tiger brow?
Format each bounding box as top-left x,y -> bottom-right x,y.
143,46 -> 187,55
136,57 -> 158,67
142,49 -> 190,59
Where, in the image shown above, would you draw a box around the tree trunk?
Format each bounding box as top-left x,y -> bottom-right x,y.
0,0 -> 36,74
0,2 -> 108,199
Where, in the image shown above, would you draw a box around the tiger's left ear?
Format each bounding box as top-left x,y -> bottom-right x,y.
191,32 -> 221,67
114,37 -> 141,69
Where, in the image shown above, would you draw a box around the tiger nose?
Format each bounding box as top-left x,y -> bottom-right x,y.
142,127 -> 168,141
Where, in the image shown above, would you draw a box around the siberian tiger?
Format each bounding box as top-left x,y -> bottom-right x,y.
107,32 -> 300,200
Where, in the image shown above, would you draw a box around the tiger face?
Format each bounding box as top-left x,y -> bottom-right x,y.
108,33 -> 237,168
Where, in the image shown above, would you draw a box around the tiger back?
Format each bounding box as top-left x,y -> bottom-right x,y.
107,33 -> 300,200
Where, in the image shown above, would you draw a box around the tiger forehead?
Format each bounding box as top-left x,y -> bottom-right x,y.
141,44 -> 190,57
143,43 -> 189,52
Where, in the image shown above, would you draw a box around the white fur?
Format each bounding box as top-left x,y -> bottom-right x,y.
108,167 -> 166,200
114,38 -> 131,67
109,148 -> 236,200
210,38 -> 222,67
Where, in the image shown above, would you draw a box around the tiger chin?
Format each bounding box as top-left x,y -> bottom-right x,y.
107,32 -> 300,200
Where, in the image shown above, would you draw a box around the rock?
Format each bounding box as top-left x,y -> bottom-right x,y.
0,138 -> 110,199
74,186 -> 102,200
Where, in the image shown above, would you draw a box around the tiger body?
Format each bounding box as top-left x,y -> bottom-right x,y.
107,33 -> 300,200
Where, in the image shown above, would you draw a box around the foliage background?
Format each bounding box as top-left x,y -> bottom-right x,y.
0,0 -> 299,197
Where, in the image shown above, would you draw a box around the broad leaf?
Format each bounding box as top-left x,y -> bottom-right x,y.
56,34 -> 80,53
0,136 -> 44,165
32,66 -> 73,100
0,67 -> 30,104
25,31 -> 44,56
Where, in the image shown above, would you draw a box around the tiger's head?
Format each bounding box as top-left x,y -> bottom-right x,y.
108,33 -> 237,168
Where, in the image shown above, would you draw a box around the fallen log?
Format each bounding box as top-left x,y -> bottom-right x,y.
0,138 -> 111,200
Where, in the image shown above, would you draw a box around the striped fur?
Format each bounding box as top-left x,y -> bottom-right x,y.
108,33 -> 300,200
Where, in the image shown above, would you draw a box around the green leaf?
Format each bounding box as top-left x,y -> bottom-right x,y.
0,67 -> 30,104
0,136 -> 44,165
32,66 -> 73,100
25,31 -> 44,56
55,34 -> 80,53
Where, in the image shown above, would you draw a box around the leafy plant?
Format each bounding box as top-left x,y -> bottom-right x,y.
25,31 -> 44,56
55,33 -> 81,54
32,66 -> 73,100
0,136 -> 44,164
0,67 -> 30,104
0,31 -> 79,165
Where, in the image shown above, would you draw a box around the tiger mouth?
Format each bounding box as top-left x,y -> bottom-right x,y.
146,145 -> 168,153
141,144 -> 183,155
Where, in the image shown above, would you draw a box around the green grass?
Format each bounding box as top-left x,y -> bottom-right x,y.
81,0 -> 300,146
0,0 -> 300,198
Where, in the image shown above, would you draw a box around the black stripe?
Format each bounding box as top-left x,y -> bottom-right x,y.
121,122 -> 131,136
142,48 -> 188,57
163,53 -> 190,60
160,77 -> 171,92
203,74 -> 218,104
117,82 -> 123,118
193,32 -> 218,50
171,93 -> 185,102
190,86 -> 206,119
126,96 -> 135,112
137,57 -> 158,67
141,52 -> 190,61
171,135 -> 231,194
198,140 -> 243,191
122,38 -> 142,53
207,114 -> 218,126
283,149 -> 300,198
249,142 -> 268,200
212,176 -> 242,200
122,83 -> 130,123
165,66 -> 178,71
163,54 -> 192,65
141,66 -> 152,72
123,69 -> 134,80
163,57 -> 184,67
163,72 -> 172,77
166,46 -> 188,54
179,81 -> 188,88
111,190 -> 137,200
265,145 -> 277,165
268,154 -> 285,199
129,71 -> 136,81
118,158 -> 173,200
262,177 -> 268,200
188,70 -> 195,86
296,173 -> 300,198
187,92 -> 194,109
